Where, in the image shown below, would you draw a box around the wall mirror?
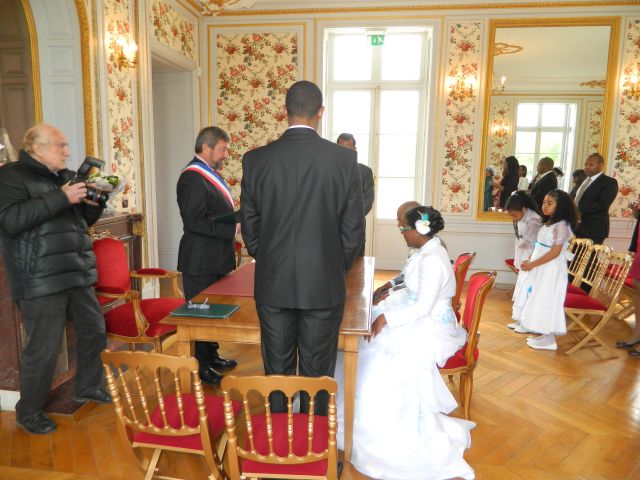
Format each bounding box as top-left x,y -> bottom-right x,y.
477,17 -> 620,219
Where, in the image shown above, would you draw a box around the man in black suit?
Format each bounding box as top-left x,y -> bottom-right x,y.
177,126 -> 238,385
241,81 -> 364,415
337,133 -> 374,256
528,156 -> 557,209
573,152 -> 619,244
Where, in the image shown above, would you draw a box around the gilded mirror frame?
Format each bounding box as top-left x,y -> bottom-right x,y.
477,16 -> 620,221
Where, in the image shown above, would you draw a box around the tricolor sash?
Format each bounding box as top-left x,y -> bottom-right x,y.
183,160 -> 234,207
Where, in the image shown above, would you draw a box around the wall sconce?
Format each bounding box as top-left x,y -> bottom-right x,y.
114,36 -> 138,70
448,74 -> 475,101
622,69 -> 639,100
491,122 -> 509,137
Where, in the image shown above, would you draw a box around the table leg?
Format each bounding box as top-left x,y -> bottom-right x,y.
342,336 -> 359,462
176,327 -> 195,392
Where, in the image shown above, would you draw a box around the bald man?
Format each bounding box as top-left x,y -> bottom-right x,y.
0,124 -> 110,435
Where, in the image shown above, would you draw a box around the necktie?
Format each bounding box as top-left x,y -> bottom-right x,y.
574,176 -> 592,206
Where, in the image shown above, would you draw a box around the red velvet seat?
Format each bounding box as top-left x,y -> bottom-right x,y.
102,350 -> 240,480
564,292 -> 606,311
566,283 -> 588,296
222,375 -> 339,480
439,271 -> 496,419
93,237 -> 184,352
505,258 -> 515,268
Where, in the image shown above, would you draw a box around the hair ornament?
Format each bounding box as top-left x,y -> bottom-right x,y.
415,212 -> 431,235
511,190 -> 518,196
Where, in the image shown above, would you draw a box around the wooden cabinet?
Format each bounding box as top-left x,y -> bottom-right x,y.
0,212 -> 144,398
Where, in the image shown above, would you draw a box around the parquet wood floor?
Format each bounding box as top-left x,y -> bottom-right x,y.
1,272 -> 639,480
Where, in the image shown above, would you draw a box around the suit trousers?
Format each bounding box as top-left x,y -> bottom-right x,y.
182,273 -> 222,368
15,287 -> 106,419
256,302 -> 344,416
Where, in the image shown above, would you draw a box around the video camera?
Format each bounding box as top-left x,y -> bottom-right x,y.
70,156 -> 111,206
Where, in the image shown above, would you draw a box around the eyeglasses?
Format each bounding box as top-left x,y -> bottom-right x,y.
39,142 -> 69,150
398,226 -> 414,233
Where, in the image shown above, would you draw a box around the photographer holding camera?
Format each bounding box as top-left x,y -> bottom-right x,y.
0,123 -> 111,435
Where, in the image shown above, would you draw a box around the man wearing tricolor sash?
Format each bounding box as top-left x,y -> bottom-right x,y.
177,126 -> 238,385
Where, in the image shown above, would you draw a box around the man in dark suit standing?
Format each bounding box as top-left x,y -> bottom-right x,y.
177,126 -> 238,385
337,132 -> 374,256
573,152 -> 619,244
241,81 -> 365,415
528,156 -> 557,209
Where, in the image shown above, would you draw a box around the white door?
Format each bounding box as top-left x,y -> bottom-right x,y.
152,69 -> 194,269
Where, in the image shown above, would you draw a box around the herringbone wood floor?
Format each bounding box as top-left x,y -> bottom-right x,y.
1,272 -> 639,480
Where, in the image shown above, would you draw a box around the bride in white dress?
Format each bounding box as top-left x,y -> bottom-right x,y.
336,206 -> 476,480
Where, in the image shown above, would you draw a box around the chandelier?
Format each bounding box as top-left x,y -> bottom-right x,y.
197,0 -> 256,15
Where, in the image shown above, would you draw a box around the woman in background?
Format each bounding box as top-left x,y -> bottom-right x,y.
498,156 -> 520,209
569,169 -> 587,199
518,165 -> 529,191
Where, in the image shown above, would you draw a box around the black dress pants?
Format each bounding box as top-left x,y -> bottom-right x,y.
256,302 -> 344,416
182,273 -> 223,369
15,287 -> 106,419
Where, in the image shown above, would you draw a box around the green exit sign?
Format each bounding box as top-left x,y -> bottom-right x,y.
368,34 -> 385,46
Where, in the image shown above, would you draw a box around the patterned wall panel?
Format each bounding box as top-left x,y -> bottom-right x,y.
215,32 -> 299,207
104,0 -> 136,211
150,0 -> 196,60
582,100 -> 604,158
611,17 -> 640,218
440,21 -> 482,215
488,98 -> 513,173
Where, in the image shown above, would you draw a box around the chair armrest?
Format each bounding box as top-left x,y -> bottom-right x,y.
130,270 -> 184,299
95,286 -> 128,300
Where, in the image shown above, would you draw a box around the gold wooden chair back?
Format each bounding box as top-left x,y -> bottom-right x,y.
572,243 -> 611,292
439,271 -> 496,419
565,251 -> 633,356
221,375 -> 338,480
567,237 -> 594,284
101,350 -> 231,480
452,252 -> 476,314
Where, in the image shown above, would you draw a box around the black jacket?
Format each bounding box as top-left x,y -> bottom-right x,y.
529,172 -> 558,210
0,150 -> 103,300
241,127 -> 365,309
574,173 -> 619,242
176,157 -> 236,277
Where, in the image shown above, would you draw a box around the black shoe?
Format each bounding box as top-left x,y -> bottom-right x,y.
629,349 -> 640,358
17,412 -> 57,435
337,461 -> 343,479
210,355 -> 237,370
616,339 -> 640,349
199,366 -> 223,385
74,387 -> 112,404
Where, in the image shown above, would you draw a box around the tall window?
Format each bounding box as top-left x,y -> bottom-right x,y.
514,102 -> 577,188
325,28 -> 431,219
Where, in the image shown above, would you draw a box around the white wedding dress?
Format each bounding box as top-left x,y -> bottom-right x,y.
336,237 -> 476,480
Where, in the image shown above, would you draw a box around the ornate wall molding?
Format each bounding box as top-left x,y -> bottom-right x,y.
150,0 -> 196,60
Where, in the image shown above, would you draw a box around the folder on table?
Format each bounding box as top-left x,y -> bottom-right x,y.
169,303 -> 240,319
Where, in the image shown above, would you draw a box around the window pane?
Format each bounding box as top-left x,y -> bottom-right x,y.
515,131 -> 536,154
541,104 -> 566,127
376,178 -> 414,219
331,91 -> 371,138
517,104 -> 539,127
539,131 -> 563,156
333,35 -> 371,81
381,34 -> 422,81
378,134 -> 416,177
379,90 -> 419,134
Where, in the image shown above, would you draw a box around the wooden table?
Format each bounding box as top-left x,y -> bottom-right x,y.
162,256 -> 374,462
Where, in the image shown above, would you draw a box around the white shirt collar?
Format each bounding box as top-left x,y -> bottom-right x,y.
588,171 -> 603,182
287,125 -> 316,131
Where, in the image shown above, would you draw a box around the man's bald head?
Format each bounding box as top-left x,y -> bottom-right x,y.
22,123 -> 70,172
397,201 -> 421,224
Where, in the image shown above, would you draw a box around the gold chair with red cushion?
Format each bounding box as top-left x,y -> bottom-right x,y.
452,252 -> 476,318
221,375 -> 338,480
564,251 -> 633,356
439,271 -> 496,419
93,237 -> 184,352
565,244 -> 611,297
101,350 -> 241,480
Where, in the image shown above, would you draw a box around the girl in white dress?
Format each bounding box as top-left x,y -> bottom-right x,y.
336,206 -> 475,480
512,190 -> 579,350
505,191 -> 543,331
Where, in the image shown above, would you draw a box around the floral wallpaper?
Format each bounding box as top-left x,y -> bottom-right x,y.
611,18 -> 640,218
440,21 -> 482,214
488,99 -> 512,173
215,32 -> 299,207
105,0 -> 136,211
582,100 -> 604,159
150,0 -> 196,60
